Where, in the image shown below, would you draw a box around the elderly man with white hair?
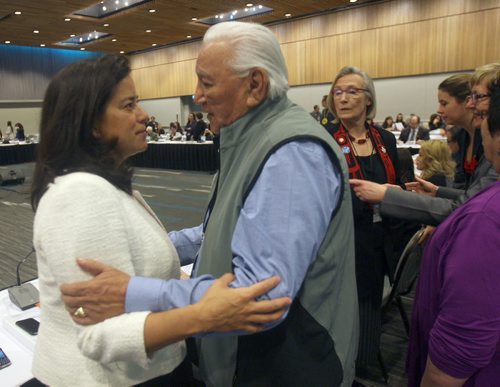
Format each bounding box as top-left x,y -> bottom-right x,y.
60,21 -> 358,387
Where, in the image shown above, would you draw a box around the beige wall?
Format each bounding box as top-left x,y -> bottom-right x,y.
129,0 -> 500,100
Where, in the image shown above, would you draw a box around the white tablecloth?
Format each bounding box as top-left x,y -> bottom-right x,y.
0,281 -> 39,386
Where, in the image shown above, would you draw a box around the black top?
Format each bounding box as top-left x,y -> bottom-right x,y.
427,173 -> 447,187
192,120 -> 207,141
453,128 -> 483,189
329,124 -> 401,297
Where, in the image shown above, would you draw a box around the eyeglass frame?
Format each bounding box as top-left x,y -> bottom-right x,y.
331,87 -> 369,98
470,92 -> 491,103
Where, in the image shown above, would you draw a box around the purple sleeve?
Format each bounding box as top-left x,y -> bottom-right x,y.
428,211 -> 500,379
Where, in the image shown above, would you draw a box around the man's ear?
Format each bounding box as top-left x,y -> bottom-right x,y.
246,68 -> 269,109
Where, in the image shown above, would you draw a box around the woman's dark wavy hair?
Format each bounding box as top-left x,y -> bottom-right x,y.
488,79 -> 500,137
31,54 -> 133,211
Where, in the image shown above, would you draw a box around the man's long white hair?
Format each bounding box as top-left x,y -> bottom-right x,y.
202,21 -> 289,100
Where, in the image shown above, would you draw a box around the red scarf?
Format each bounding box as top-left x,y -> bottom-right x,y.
333,123 -> 396,184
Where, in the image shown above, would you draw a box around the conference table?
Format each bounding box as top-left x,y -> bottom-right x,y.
0,142 -> 37,166
131,140 -> 218,171
0,266 -> 190,386
393,130 -> 447,155
0,281 -> 39,386
0,141 -> 218,172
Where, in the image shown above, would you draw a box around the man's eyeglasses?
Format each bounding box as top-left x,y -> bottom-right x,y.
470,92 -> 491,103
332,87 -> 368,98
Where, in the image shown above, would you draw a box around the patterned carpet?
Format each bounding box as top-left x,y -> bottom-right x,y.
0,162 -> 213,290
0,162 -> 412,386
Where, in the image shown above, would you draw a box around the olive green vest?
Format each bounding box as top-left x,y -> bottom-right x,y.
195,96 -> 358,387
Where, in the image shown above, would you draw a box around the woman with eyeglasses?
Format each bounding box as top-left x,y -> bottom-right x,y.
326,66 -> 400,379
350,65 -> 499,229
406,76 -> 500,387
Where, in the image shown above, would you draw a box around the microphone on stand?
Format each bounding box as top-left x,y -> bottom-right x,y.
8,247 -> 39,310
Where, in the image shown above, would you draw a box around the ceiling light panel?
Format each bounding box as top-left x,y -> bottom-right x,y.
197,4 -> 272,25
57,31 -> 112,46
73,0 -> 153,19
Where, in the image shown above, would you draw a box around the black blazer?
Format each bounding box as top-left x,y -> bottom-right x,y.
453,127 -> 484,189
192,120 -> 207,141
399,126 -> 430,143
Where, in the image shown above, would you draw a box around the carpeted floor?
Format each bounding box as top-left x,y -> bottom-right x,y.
0,162 -> 411,386
0,162 -> 213,289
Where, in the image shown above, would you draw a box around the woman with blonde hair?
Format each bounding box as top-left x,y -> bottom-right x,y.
415,140 -> 455,186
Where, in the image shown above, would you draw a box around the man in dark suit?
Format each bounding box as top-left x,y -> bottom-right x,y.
399,115 -> 430,143
191,112 -> 207,141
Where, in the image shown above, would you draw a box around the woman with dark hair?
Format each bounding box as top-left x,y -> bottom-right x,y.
30,54 -> 289,386
14,122 -> 25,140
184,112 -> 196,140
326,65 -> 400,378
394,112 -> 406,130
174,121 -> 183,134
437,74 -> 482,189
406,76 -> 500,387
168,121 -> 182,140
428,113 -> 445,131
382,116 -> 395,131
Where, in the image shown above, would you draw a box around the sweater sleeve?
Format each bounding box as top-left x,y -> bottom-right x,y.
34,173 -> 152,368
428,210 -> 500,378
380,188 -> 456,226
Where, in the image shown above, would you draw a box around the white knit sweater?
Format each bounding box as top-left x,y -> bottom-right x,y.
32,172 -> 186,386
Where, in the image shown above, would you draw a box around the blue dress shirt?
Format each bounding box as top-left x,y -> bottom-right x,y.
126,139 -> 341,327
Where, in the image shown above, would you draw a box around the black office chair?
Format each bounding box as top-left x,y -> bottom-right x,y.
378,228 -> 424,383
382,228 -> 424,336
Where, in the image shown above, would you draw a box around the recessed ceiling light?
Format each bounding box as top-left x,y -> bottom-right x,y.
145,29 -> 151,32
284,13 -> 292,18
120,50 -> 125,54
350,0 -> 358,2
33,30 -> 39,34
191,17 -> 197,21
64,18 -> 71,22
149,9 -> 156,13
103,23 -> 109,27
152,43 -> 157,46
14,11 -> 22,15
112,38 -> 117,42
80,48 -> 86,51
40,44 -> 45,47
246,3 -> 253,6
70,34 -> 76,37
5,40 -> 11,44
187,35 -> 192,38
